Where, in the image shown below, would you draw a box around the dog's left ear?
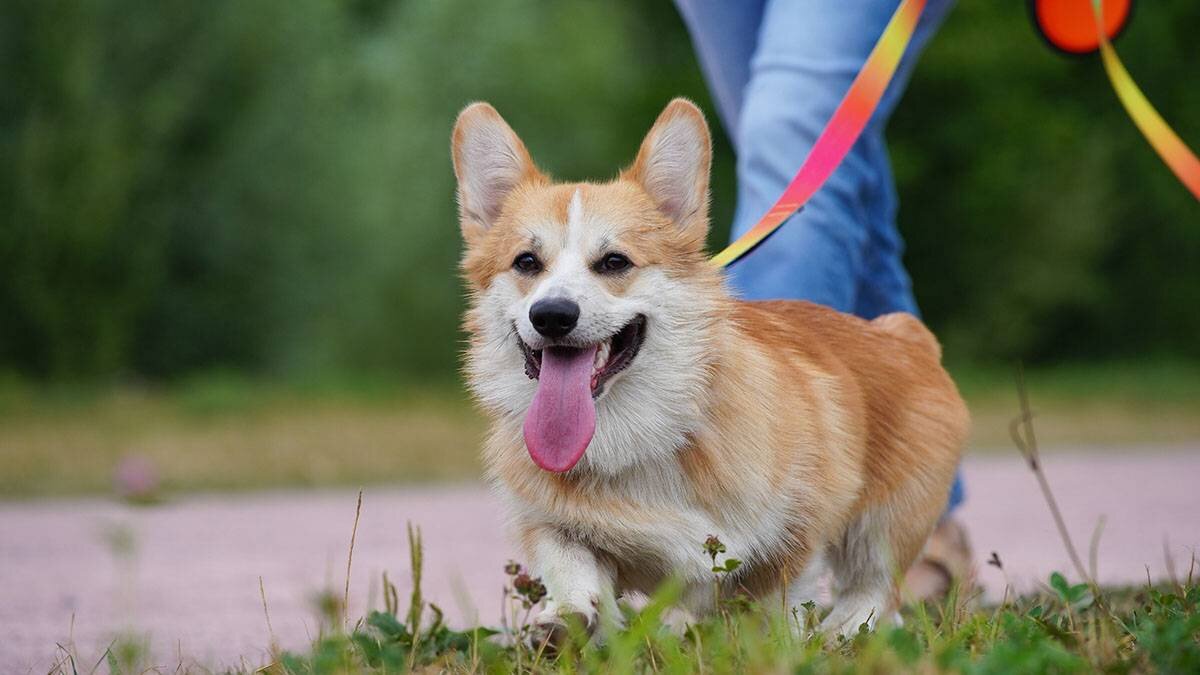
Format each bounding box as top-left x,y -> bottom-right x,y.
624,98 -> 712,240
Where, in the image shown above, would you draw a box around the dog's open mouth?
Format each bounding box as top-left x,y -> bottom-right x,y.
519,314 -> 646,398
518,315 -> 646,473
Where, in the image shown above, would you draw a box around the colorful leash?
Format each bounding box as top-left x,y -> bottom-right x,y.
1089,1 -> 1200,200
709,0 -> 927,267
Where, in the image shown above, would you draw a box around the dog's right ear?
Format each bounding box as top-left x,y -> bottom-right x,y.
451,103 -> 544,242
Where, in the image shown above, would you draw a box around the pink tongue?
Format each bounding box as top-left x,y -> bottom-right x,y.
523,346 -> 598,472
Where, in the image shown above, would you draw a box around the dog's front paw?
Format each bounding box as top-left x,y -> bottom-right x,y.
527,604 -> 595,652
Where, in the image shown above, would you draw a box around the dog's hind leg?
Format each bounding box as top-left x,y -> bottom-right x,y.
821,509 -> 898,638
823,471 -> 950,637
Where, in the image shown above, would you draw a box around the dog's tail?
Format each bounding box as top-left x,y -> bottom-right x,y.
871,312 -> 942,360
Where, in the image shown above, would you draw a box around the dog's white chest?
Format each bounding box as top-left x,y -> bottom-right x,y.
535,469 -> 791,585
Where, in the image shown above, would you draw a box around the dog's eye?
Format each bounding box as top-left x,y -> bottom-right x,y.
512,252 -> 542,274
596,253 -> 633,274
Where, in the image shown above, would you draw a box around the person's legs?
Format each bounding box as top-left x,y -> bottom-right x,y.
678,0 -> 966,533
671,0 -> 767,142
729,0 -> 965,518
727,0 -> 953,312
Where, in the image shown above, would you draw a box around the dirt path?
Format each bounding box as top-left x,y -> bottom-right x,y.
3,449 -> 1198,671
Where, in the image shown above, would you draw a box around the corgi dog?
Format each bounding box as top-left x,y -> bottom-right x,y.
452,98 -> 969,638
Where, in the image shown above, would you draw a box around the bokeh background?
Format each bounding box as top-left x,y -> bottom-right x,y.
1,0 -> 1198,499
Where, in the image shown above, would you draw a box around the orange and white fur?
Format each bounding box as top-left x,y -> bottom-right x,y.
453,98 -> 969,638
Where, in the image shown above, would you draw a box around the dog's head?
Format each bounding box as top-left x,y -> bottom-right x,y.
454,98 -> 724,476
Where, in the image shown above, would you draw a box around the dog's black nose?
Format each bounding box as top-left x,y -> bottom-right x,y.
530,298 -> 580,338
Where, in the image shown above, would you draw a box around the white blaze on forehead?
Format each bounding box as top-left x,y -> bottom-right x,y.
566,187 -> 584,245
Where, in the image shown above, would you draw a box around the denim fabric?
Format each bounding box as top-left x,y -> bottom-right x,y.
675,0 -> 964,511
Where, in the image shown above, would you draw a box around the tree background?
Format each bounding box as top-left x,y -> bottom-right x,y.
2,0 -> 1197,384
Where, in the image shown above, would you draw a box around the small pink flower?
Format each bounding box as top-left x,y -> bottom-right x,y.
113,455 -> 161,503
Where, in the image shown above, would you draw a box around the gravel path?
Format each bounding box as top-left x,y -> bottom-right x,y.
3,449 -> 1198,671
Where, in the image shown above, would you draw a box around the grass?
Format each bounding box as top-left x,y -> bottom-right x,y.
36,371 -> 1200,673
273,567 -> 1200,675
54,524 -> 1200,674
2,358 -> 1198,499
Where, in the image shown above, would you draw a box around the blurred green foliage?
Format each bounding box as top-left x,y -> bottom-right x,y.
1,0 -> 1197,382
893,0 -> 1200,362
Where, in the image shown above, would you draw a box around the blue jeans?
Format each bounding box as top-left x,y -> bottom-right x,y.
675,0 -> 964,512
